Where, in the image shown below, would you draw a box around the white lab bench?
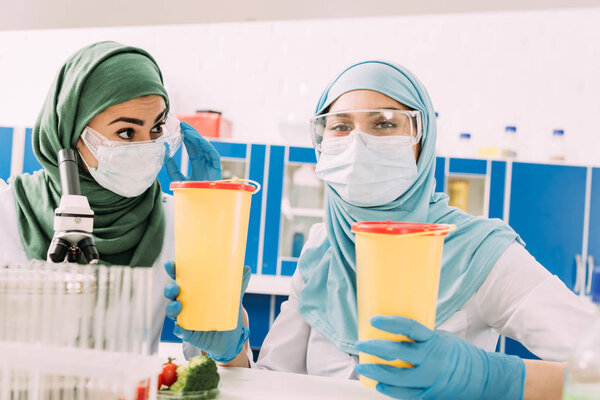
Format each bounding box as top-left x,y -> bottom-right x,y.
158,344 -> 387,399
216,367 -> 387,400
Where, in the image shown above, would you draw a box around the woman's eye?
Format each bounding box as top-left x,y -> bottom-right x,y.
151,122 -> 165,137
329,123 -> 352,132
375,120 -> 397,129
117,128 -> 135,140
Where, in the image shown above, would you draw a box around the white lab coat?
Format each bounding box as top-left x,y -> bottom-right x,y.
255,223 -> 598,378
0,179 -> 172,353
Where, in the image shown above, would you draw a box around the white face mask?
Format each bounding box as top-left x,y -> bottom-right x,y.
315,131 -> 418,207
80,128 -> 168,198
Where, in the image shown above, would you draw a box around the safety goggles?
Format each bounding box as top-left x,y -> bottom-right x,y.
81,112 -> 183,158
309,109 -> 422,152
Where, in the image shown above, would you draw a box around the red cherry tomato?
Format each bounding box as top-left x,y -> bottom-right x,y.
161,358 -> 178,388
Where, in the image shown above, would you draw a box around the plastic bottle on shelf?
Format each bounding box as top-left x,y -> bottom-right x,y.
454,132 -> 472,158
291,231 -> 305,258
448,180 -> 469,212
434,112 -> 444,156
562,267 -> 600,399
502,126 -> 518,158
291,164 -> 323,209
549,129 -> 566,162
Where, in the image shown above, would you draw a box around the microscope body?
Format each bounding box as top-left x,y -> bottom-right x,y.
47,149 -> 99,264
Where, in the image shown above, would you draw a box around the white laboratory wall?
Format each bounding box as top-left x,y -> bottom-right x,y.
0,8 -> 599,164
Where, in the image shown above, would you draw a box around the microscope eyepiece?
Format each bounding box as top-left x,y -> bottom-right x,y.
47,237 -> 70,263
78,237 -> 99,264
57,148 -> 81,196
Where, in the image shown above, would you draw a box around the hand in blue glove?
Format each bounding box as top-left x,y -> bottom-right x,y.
163,261 -> 251,363
165,122 -> 222,182
354,316 -> 525,400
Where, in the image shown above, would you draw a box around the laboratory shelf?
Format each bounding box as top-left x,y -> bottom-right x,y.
289,207 -> 325,218
246,274 -> 292,296
280,198 -> 325,219
447,172 -> 488,179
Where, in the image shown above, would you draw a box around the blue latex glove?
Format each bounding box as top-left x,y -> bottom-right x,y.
354,316 -> 525,400
165,122 -> 222,182
163,261 -> 251,363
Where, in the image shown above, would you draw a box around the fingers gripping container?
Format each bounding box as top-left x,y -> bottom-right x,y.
170,179 -> 260,331
351,222 -> 455,388
0,260 -> 161,400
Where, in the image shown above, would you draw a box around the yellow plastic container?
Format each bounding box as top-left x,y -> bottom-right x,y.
448,179 -> 469,212
170,179 -> 260,331
352,221 -> 455,388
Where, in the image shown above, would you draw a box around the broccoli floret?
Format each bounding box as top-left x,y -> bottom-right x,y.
169,365 -> 189,393
183,356 -> 220,391
169,356 -> 219,392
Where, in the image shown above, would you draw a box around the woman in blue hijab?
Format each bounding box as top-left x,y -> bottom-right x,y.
173,61 -> 596,398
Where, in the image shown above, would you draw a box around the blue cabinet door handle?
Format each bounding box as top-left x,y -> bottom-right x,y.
574,254 -> 583,294
586,255 -> 595,295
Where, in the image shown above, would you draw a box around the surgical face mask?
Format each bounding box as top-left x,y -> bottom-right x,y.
315,131 -> 418,207
79,114 -> 182,198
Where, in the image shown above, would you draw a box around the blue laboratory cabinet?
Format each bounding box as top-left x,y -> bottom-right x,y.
490,162 -> 594,360
588,168 -> 600,284
508,163 -> 587,290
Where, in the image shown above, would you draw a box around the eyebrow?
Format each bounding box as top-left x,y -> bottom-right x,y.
109,108 -> 168,126
154,109 -> 167,123
331,109 -> 403,119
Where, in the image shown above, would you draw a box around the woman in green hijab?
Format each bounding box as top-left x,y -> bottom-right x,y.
0,41 -> 243,356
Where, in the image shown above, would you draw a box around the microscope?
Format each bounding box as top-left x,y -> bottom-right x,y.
46,149 -> 99,264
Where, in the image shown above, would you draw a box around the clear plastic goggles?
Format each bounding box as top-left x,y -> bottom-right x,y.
309,109 -> 422,152
81,112 -> 183,158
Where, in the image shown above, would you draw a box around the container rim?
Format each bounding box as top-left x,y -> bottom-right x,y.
351,221 -> 456,236
170,179 -> 260,194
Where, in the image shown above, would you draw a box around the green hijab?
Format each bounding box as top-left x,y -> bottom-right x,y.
10,41 -> 169,266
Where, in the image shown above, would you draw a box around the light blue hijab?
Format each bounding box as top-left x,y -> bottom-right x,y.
297,61 -> 523,355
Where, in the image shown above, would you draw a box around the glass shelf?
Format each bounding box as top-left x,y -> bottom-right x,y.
289,207 -> 325,218
279,164 -> 325,259
447,174 -> 486,216
221,158 -> 247,180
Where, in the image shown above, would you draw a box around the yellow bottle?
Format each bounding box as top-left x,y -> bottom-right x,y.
448,180 -> 469,212
352,221 -> 455,388
171,180 -> 259,331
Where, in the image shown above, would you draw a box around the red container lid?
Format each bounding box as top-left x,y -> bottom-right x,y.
351,221 -> 454,236
170,181 -> 256,192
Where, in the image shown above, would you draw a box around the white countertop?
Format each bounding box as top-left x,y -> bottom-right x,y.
216,367 -> 388,400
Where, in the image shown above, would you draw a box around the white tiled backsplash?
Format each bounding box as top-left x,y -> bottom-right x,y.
0,8 -> 599,164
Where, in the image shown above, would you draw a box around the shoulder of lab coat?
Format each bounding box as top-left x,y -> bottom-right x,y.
248,223 -> 333,374
150,193 -> 175,353
253,267 -> 311,373
475,241 -> 598,361
253,223 -> 327,373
